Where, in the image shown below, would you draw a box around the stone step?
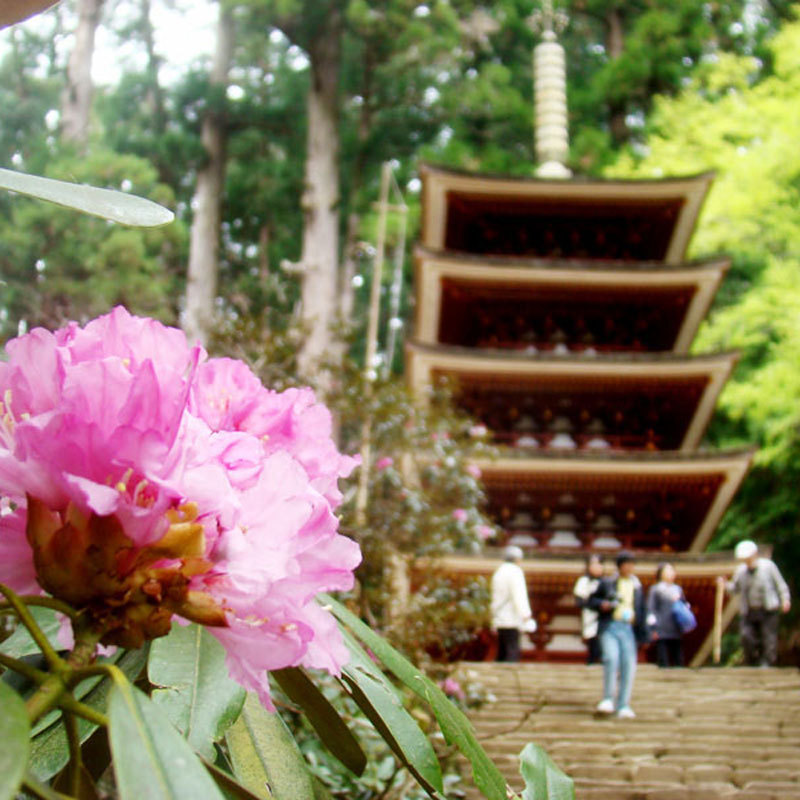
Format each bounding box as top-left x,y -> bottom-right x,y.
453,663 -> 800,799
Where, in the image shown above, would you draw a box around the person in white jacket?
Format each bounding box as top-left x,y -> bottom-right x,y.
491,546 -> 535,662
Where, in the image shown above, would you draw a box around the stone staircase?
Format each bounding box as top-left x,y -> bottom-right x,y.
453,662 -> 800,799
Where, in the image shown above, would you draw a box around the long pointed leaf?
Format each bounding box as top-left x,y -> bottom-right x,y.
271,667 -> 366,776
322,594 -> 507,800
339,631 -> 444,797
0,167 -> 174,226
225,692 -> 315,800
108,678 -> 225,800
519,743 -> 575,800
149,623 -> 246,760
0,680 -> 30,800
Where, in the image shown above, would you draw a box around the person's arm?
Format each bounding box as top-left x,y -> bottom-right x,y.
587,578 -> 614,612
511,569 -> 533,624
771,562 -> 791,613
646,585 -> 658,636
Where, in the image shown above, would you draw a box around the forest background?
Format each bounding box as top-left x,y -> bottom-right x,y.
2,0 -> 800,664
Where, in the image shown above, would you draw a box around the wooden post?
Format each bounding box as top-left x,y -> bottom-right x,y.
355,162 -> 392,525
713,576 -> 724,664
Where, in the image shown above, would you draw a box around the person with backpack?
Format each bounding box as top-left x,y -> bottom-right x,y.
588,551 -> 650,719
647,562 -> 693,667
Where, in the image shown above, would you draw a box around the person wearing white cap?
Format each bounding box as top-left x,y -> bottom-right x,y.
718,540 -> 791,666
491,545 -> 536,662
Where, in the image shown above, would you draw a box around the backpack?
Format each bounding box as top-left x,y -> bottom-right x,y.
671,599 -> 697,634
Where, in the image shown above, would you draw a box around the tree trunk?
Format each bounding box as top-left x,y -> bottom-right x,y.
183,5 -> 234,348
605,7 -> 628,145
60,0 -> 103,146
296,6 -> 342,381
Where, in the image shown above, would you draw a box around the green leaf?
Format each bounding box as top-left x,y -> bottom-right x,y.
0,680 -> 30,800
0,167 -> 174,226
108,677 -> 226,800
225,692 -> 316,800
338,630 -> 444,797
200,757 -> 273,800
0,607 -> 61,659
519,743 -> 575,800
28,648 -> 148,782
321,594 -> 507,800
148,623 -> 246,760
271,667 -> 366,776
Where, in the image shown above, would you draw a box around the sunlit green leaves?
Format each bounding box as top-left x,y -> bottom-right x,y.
149,623 -> 245,760
0,680 -> 30,800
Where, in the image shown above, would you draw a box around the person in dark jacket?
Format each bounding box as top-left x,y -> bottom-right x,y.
588,551 -> 649,719
647,562 -> 686,668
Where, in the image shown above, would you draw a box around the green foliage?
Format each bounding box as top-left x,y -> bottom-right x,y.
148,623 -> 246,761
0,147 -> 184,337
0,679 -> 29,800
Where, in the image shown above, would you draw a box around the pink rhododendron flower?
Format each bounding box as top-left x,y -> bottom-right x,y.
452,508 -> 468,523
374,456 -> 393,470
466,464 -> 482,479
477,524 -> 494,542
0,306 -> 361,710
440,677 -> 465,700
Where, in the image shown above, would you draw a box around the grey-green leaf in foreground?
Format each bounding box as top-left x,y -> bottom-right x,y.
0,680 -> 30,800
149,623 -> 246,760
28,647 -> 149,782
519,742 -> 575,800
108,678 -> 226,800
225,692 -> 317,800
321,594 -> 507,800
0,167 -> 174,226
271,667 -> 366,776
340,630 -> 444,797
0,607 -> 61,659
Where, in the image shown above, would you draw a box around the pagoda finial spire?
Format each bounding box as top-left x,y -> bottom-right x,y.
528,1 -> 571,179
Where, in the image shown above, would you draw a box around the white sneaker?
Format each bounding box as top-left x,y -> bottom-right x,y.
616,707 -> 636,719
596,699 -> 614,714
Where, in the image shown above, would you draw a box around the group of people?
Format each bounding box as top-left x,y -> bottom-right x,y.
490,541 -> 791,719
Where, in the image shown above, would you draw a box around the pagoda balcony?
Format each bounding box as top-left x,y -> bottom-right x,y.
407,341 -> 738,453
414,246 -> 729,355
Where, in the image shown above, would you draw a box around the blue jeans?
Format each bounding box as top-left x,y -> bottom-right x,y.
601,620 -> 637,710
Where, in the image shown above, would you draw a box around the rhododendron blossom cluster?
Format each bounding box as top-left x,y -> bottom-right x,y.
0,306 -> 361,708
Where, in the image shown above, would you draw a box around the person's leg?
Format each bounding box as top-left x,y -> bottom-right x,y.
740,613 -> 759,665
656,638 -> 669,667
496,629 -> 511,662
507,628 -> 521,663
616,624 -> 637,711
587,636 -> 602,665
600,625 -> 620,705
761,611 -> 779,666
668,638 -> 683,667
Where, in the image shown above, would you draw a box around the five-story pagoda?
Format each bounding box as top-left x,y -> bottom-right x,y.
405,3 -> 752,665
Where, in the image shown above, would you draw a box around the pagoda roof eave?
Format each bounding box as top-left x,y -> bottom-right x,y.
420,163 -> 714,264
468,448 -> 754,554
406,341 -> 738,451
413,252 -> 728,355
414,244 -> 732,274
420,161 -> 716,188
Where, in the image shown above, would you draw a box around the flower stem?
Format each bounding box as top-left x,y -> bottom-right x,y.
25,623 -> 104,724
0,583 -> 67,669
0,594 -> 80,620
64,711 -> 82,797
